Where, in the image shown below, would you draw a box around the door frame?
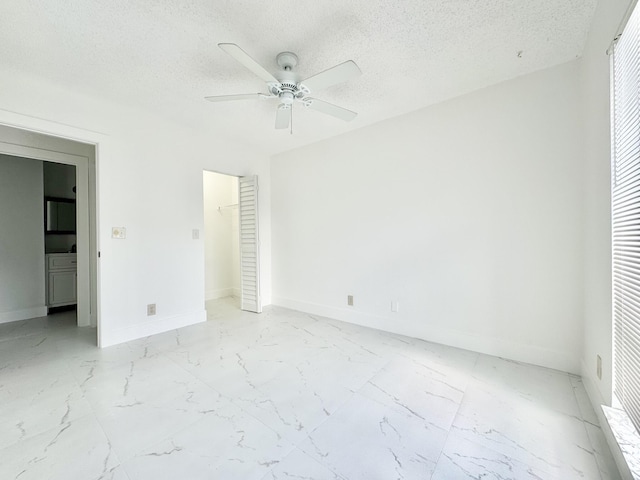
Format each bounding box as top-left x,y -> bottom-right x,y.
0,143 -> 94,326
0,109 -> 103,344
202,169 -> 262,313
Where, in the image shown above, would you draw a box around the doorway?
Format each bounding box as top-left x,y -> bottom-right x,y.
203,171 -> 262,317
0,125 -> 98,344
203,170 -> 240,315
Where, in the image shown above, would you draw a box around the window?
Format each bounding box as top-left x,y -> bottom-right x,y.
612,0 -> 640,433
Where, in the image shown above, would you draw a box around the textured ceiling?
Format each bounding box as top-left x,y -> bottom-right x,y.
0,0 -> 597,156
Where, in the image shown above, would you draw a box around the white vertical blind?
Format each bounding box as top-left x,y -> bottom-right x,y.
612,0 -> 640,434
238,176 -> 261,313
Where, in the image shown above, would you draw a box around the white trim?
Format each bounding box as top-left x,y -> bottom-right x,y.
0,108 -> 103,346
0,109 -> 108,139
0,141 -> 86,163
0,306 -> 48,325
100,310 -> 207,347
272,296 -> 580,374
581,358 -> 609,412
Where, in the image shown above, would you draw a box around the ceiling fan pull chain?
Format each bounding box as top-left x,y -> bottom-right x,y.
290,106 -> 293,135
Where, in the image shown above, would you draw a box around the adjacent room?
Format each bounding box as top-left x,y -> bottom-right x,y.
0,0 -> 638,479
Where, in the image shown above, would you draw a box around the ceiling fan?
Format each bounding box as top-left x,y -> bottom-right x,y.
205,43 -> 362,130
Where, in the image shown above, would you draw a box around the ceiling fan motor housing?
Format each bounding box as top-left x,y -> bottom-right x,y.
268,79 -> 310,104
280,91 -> 295,105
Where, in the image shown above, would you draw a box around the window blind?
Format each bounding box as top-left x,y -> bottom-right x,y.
612,0 -> 640,434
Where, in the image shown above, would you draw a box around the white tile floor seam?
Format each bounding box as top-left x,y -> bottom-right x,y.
0,297 -> 621,480
426,375 -> 471,476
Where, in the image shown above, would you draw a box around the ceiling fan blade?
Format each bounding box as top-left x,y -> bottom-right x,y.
205,93 -> 268,102
275,106 -> 291,129
218,43 -> 278,83
305,98 -> 357,122
300,60 -> 361,93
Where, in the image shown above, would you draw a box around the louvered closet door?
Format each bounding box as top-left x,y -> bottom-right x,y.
239,176 -> 261,313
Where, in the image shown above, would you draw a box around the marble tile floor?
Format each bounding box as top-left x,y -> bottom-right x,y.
0,297 -> 621,480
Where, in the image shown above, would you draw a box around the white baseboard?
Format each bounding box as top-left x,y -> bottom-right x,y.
580,358 -> 608,411
272,297 -> 579,374
232,287 -> 240,298
99,309 -> 206,348
0,306 -> 48,325
206,288 -> 235,301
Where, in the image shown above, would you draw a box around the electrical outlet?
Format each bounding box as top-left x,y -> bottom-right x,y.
347,295 -> 354,306
597,354 -> 602,380
147,303 -> 156,316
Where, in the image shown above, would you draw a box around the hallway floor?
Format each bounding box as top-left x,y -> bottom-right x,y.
0,298 -> 620,479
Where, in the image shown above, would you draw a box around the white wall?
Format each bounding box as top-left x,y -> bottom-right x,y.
0,68 -> 271,346
0,154 -> 46,323
272,60 -> 584,373
203,171 -> 240,300
580,0 -> 634,407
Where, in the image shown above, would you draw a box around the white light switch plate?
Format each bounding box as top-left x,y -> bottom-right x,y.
192,229 -> 200,240
112,227 -> 126,239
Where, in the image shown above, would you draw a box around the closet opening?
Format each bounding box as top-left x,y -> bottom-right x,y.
203,170 -> 262,318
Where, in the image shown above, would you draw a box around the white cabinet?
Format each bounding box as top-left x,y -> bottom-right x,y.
46,253 -> 77,309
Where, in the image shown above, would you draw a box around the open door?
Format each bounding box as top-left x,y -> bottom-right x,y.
238,176 -> 261,313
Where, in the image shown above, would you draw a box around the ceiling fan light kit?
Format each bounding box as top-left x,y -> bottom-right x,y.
205,43 -> 361,131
